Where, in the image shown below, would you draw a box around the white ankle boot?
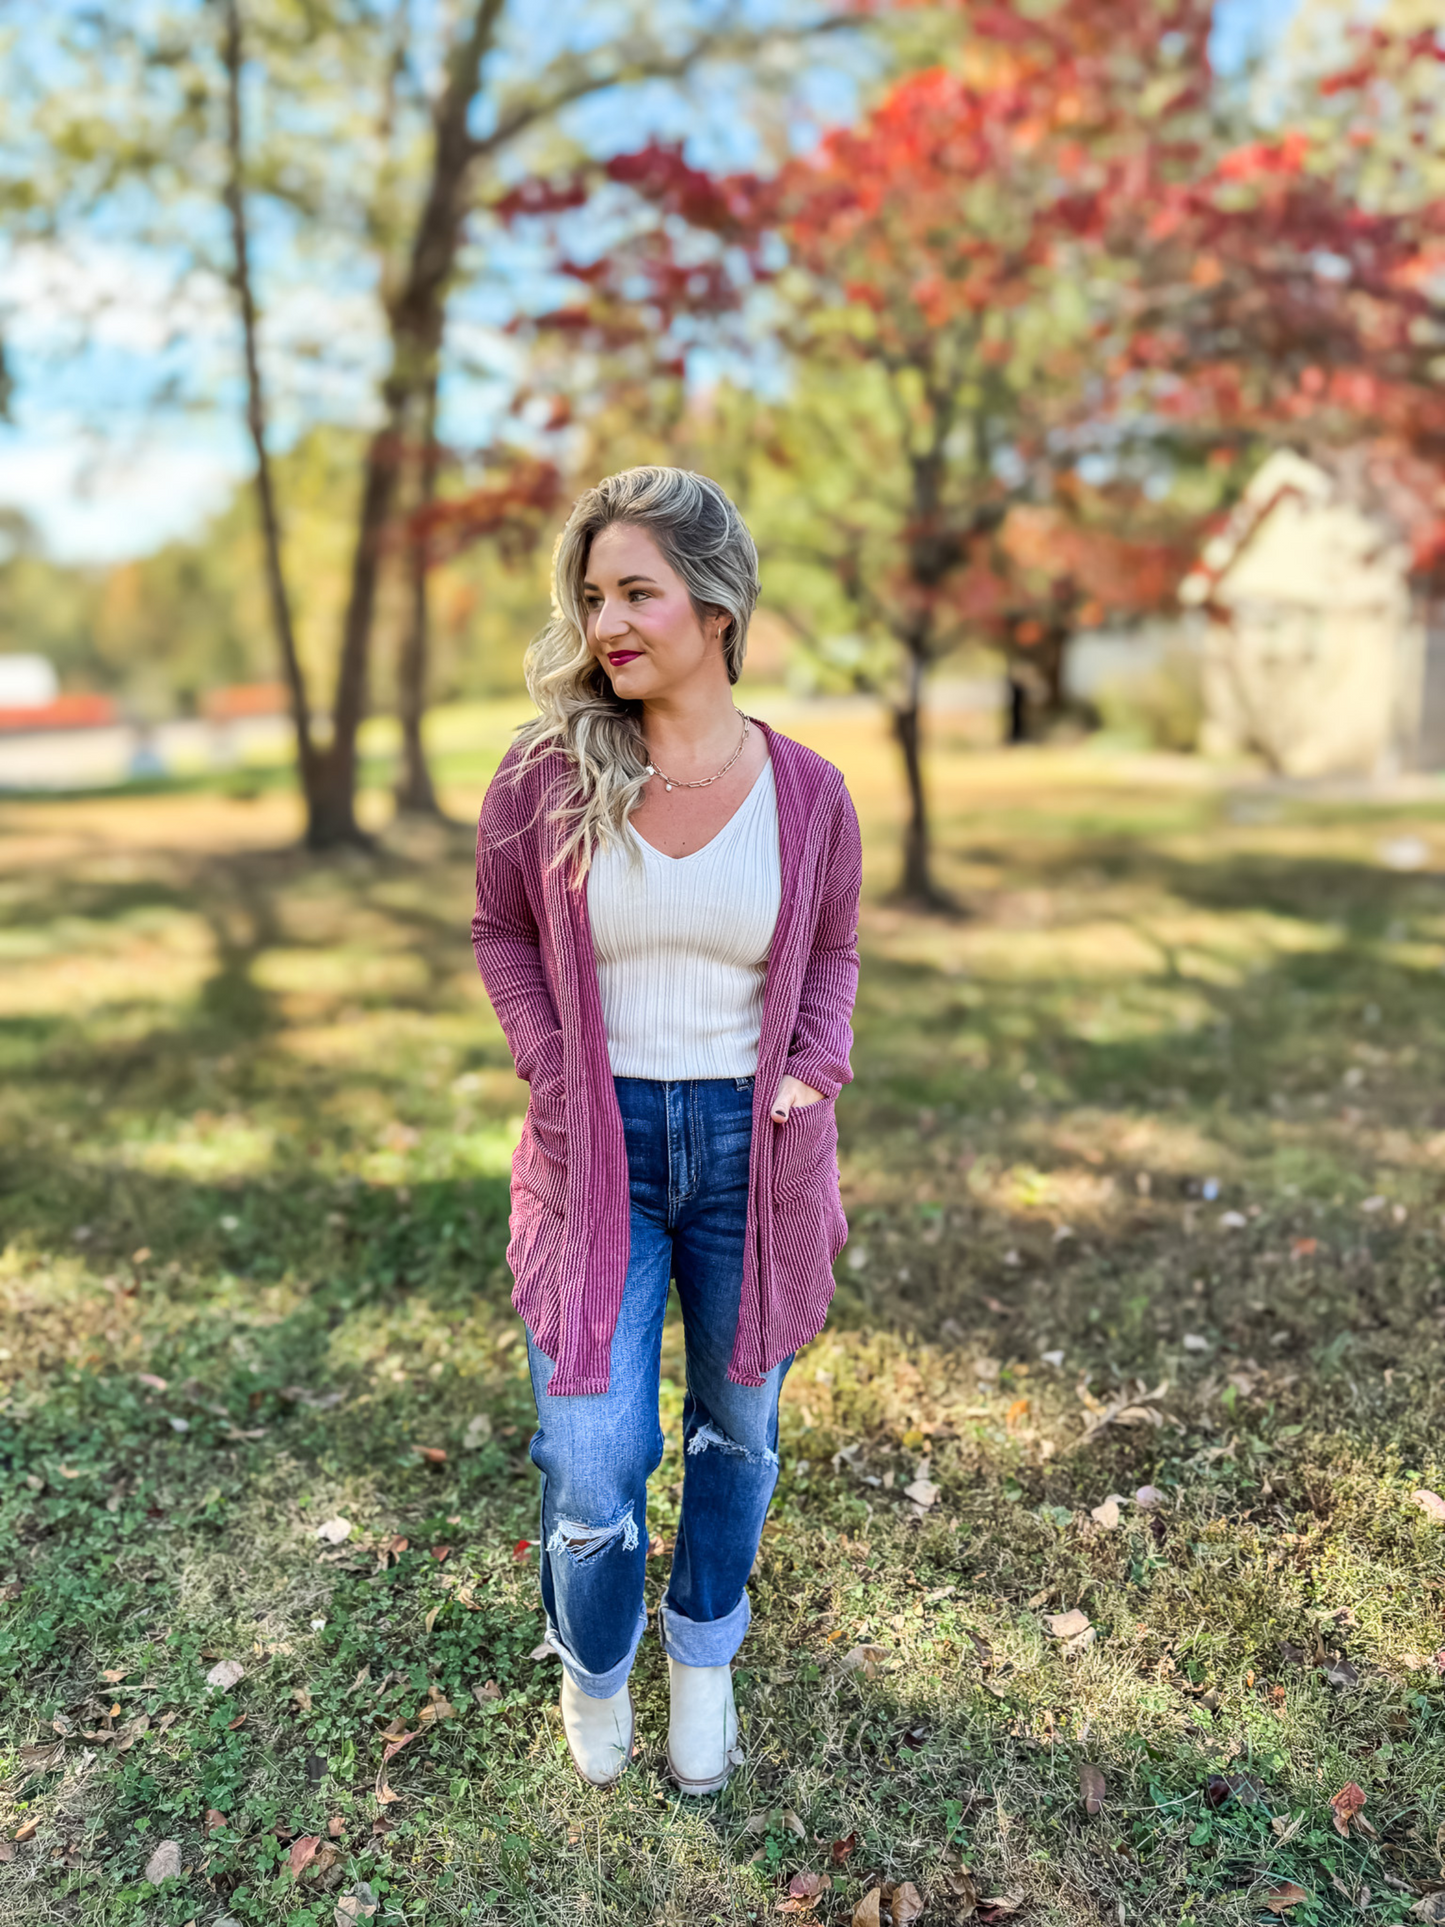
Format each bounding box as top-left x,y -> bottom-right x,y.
559,1672 -> 634,1787
666,1656 -> 743,1794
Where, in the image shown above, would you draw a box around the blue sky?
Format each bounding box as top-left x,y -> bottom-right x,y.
1211,0 -> 1303,73
0,0 -> 1302,567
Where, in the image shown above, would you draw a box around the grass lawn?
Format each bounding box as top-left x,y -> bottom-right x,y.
2,710 -> 1444,1927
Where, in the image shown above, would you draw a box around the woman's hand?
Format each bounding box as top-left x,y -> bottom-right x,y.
770,1074 -> 824,1123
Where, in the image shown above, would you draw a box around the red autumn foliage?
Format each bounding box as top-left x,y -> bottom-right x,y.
404,456 -> 562,567
487,0 -> 1444,884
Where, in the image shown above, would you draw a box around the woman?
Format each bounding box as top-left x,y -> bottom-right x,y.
471,465 -> 861,1795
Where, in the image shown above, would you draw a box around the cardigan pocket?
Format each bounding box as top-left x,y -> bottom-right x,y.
771,1096 -> 839,1204
507,1086 -> 568,1350
513,1080 -> 567,1215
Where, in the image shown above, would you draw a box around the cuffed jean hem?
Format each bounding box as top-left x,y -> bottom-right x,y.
655,1586 -> 752,1668
542,1601 -> 648,1700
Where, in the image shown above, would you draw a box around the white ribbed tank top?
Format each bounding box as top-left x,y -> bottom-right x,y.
586,758 -> 781,1079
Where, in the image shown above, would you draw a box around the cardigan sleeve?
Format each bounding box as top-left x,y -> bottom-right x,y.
783,780 -> 862,1102
470,765 -> 565,1096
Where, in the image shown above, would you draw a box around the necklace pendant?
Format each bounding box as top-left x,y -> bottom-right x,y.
665,782 -> 673,792
645,765 -> 655,777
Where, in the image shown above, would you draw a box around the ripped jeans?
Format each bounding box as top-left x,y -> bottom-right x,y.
524,1074 -> 796,1699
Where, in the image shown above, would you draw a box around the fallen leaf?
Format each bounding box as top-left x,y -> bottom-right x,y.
841,1643 -> 892,1680
315,1517 -> 352,1545
136,1373 -> 168,1391
1322,1656 -> 1360,1688
143,1840 -> 182,1884
0,1843 -> 11,1861
430,1544 -> 450,1561
226,1713 -> 247,1731
851,1890 -> 883,1927
1089,1499 -> 1121,1531
1411,1897 -> 1445,1924
13,1822 -> 38,1843
1046,1609 -> 1091,1640
1410,1490 -> 1445,1525
289,1835 -> 322,1878
205,1659 -> 245,1692
1290,1237 -> 1319,1259
1135,1485 -> 1162,1509
830,1832 -> 858,1864
1078,1763 -> 1106,1815
782,1808 -> 806,1839
423,1605 -> 441,1636
1005,1397 -> 1029,1431
1265,1884 -> 1311,1913
293,1687 -> 313,1713
327,1816 -> 346,1838
382,1729 -> 421,1765
101,1667 -> 126,1683
892,1880 -> 925,1924
473,1680 -> 502,1704
205,1810 -> 228,1834
1214,1770 -> 1266,1806
528,1640 -> 555,1660
413,1446 -> 447,1464
513,1538 -> 536,1562
778,1870 -> 834,1912
18,1740 -> 64,1773
941,1868 -> 980,1917
335,1884 -> 379,1925
903,1477 -> 939,1508
463,1413 -> 493,1449
1329,1781 -> 1367,1838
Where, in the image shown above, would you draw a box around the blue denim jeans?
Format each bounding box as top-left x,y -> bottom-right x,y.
524,1074 -> 796,1699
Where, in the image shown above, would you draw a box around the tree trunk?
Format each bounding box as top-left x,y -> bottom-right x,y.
889,646 -> 952,911
219,0 -> 313,794
304,410 -> 401,847
1037,623 -> 1069,715
394,371 -> 443,816
305,0 -> 502,849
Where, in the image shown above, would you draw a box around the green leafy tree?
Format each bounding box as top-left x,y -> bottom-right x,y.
17,0 -> 859,844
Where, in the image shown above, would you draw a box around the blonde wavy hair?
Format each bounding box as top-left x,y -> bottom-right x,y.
514,465 -> 760,876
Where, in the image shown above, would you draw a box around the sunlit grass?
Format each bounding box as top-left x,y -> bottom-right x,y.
1,721 -> 1443,1925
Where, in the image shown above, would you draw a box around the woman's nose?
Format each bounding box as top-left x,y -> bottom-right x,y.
593,596 -> 630,640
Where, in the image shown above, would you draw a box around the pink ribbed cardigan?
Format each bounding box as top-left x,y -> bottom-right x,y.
470,720 -> 862,1396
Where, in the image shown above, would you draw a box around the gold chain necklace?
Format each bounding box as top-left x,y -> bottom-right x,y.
644,713 -> 751,793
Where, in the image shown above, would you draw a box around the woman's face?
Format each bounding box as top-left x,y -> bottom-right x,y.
582,523 -> 727,702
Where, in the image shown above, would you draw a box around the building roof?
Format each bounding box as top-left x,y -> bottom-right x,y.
1181,446 -> 1445,612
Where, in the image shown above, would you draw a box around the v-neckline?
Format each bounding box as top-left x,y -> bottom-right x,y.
630,752 -> 774,865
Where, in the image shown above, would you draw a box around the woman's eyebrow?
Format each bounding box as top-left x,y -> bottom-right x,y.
583,575 -> 660,590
